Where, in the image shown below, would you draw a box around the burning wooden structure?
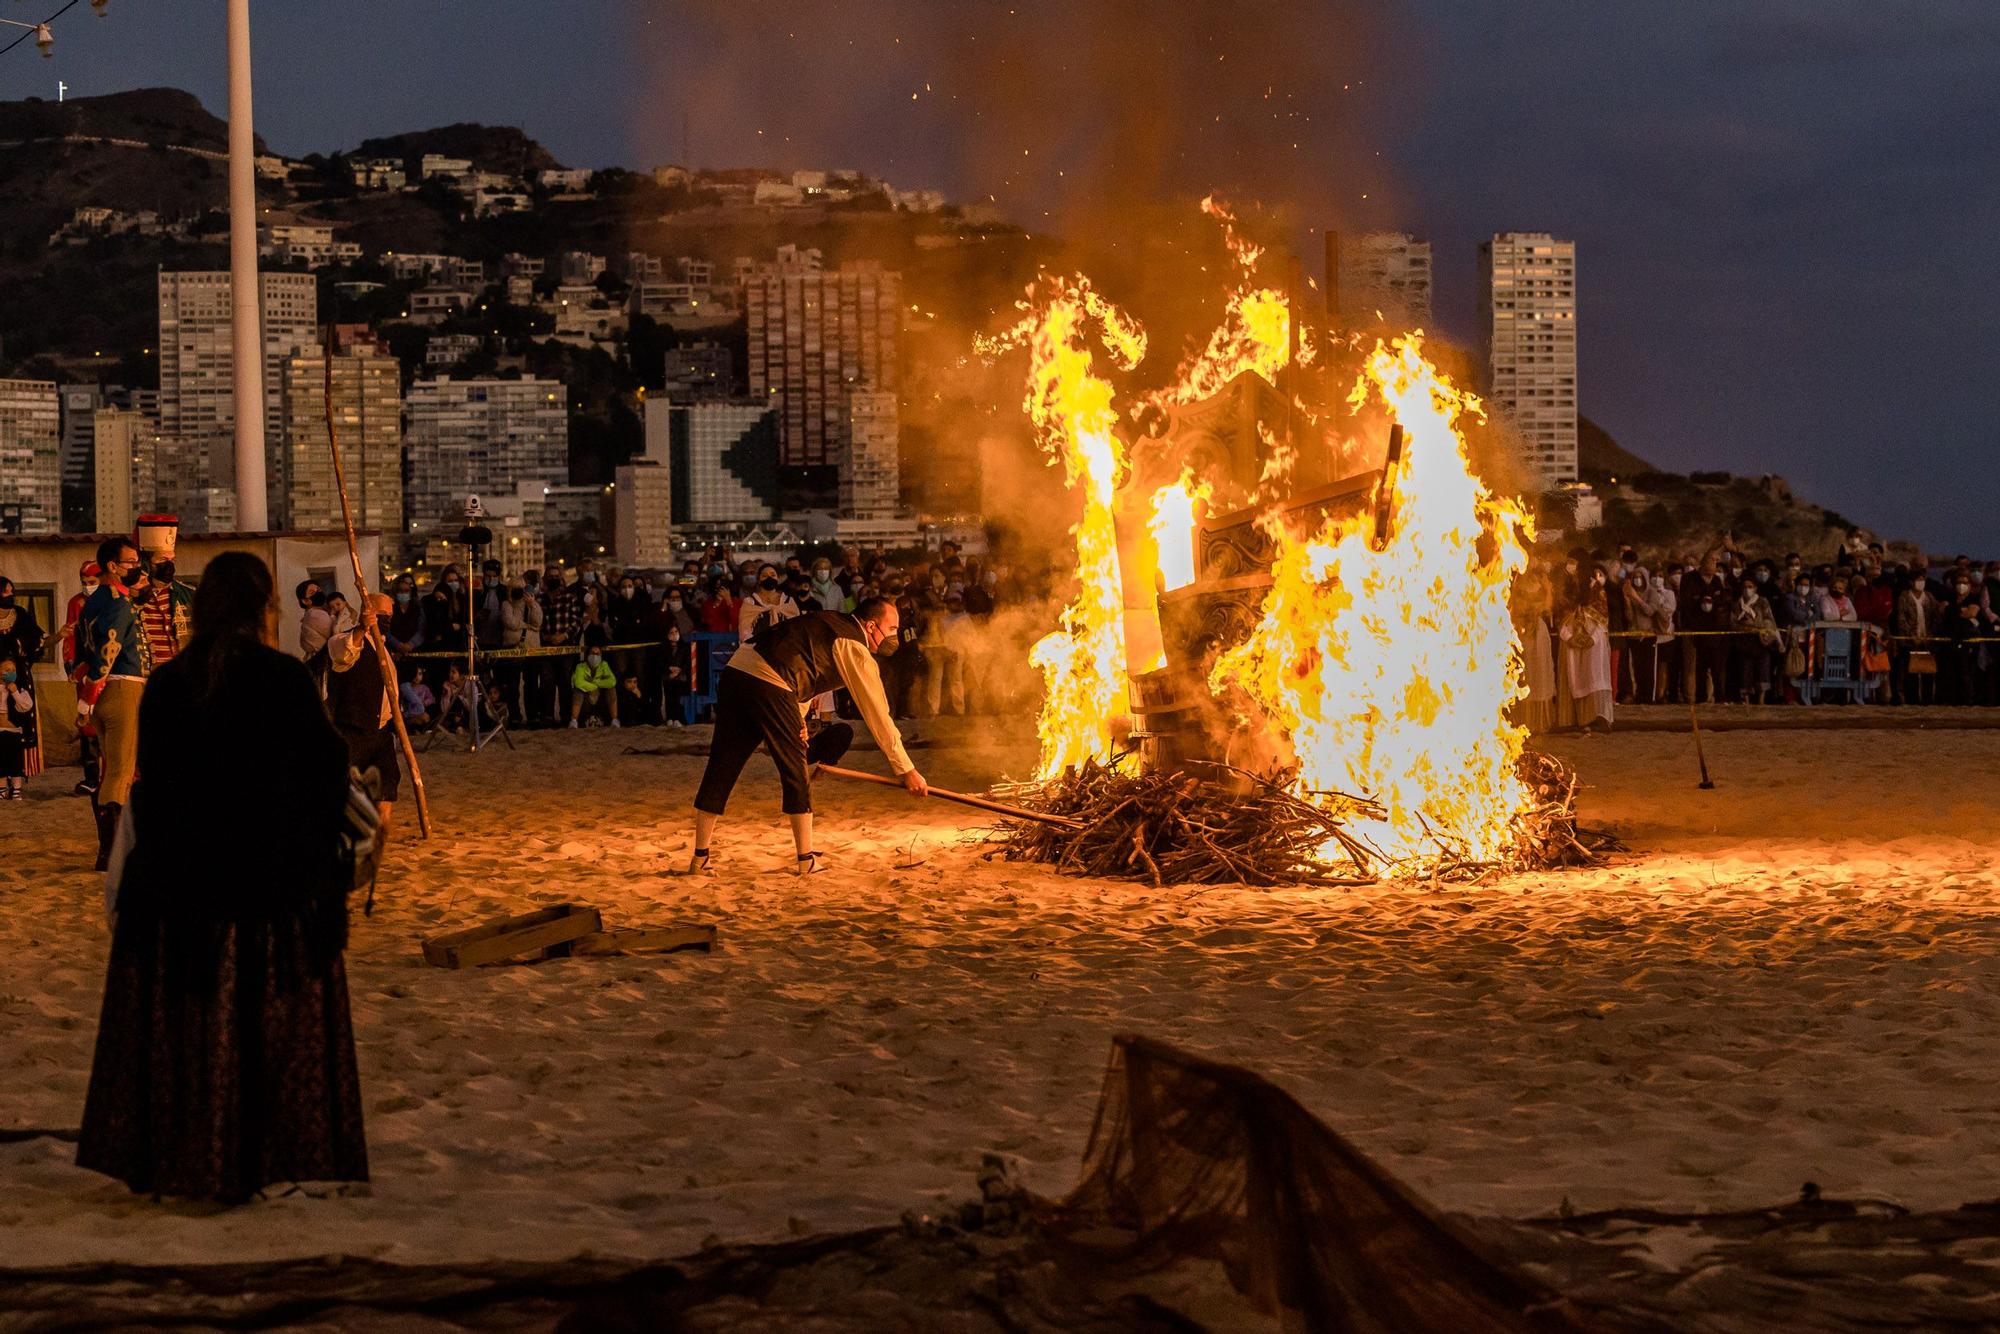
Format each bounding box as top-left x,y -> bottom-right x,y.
985,201 -> 1592,879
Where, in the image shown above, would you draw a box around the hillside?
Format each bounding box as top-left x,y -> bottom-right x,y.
0,87 -> 1916,551
0,85 -> 249,154
349,123 -> 562,178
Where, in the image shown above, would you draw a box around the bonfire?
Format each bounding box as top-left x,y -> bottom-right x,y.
982,200 -> 1605,884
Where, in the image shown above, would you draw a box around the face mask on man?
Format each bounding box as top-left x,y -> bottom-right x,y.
588,652 -> 603,667
1957,583 -> 1972,596
123,568 -> 146,589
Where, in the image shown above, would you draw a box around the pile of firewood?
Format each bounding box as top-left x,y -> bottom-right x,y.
988,759 -> 1385,887
989,749 -> 1615,887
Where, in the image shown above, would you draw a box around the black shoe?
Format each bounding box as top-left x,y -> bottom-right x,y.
94,801 -> 121,873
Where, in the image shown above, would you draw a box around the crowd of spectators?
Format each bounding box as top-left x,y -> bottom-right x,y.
1517,531 -> 2000,729
345,542 -> 1031,731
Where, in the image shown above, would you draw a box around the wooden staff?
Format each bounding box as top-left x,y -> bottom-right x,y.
1689,697 -> 1715,790
323,341 -> 431,837
818,763 -> 1085,829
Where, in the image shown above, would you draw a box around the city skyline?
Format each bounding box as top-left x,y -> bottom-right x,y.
2,2 -> 1990,551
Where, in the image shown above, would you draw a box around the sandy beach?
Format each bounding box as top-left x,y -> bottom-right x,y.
7,715 -> 2000,1278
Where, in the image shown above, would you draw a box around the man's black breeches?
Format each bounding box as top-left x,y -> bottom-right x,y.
694,669 -> 811,815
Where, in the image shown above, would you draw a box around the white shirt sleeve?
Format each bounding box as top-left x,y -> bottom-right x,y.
832,638 -> 914,775
328,623 -> 368,673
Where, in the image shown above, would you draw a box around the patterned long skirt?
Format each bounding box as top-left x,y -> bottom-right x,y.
76,910 -> 368,1203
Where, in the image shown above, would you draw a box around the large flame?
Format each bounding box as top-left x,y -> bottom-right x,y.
980,277 -> 1148,778
987,202 -> 1533,875
1153,196 -> 1316,408
1148,472 -> 1212,593
1210,335 -> 1531,866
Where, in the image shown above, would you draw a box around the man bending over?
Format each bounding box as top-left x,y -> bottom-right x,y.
689,597 -> 926,876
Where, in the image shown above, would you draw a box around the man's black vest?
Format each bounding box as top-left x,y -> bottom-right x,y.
748,611 -> 866,701
325,640 -> 388,734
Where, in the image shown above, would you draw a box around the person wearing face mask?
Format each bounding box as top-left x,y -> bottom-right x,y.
606,575 -> 655,683
660,622 -> 692,726
1893,571 -> 1940,706
1819,576 -> 1857,624
135,561 -> 194,671
61,562 -> 105,796
569,647 -> 620,728
807,560 -> 844,613
1942,572 -> 1990,705
422,567 -> 469,660
76,539 -> 152,869
738,565 -> 799,639
688,598 -> 928,876
1729,576 -> 1781,704
1619,569 -> 1670,704
660,586 -> 696,638
0,656 -> 33,799
1677,553 -> 1729,705
384,576 -> 426,660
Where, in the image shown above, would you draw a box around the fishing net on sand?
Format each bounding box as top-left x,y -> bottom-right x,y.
1037,1035 -> 1612,1332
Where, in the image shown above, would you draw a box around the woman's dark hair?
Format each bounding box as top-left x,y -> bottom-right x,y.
194,551 -> 275,641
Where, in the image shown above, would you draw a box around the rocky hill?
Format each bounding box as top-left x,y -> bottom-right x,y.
349,123 -> 562,179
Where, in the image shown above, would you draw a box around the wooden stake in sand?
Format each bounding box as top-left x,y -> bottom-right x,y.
322,340 -> 431,838
818,763 -> 1085,829
1690,698 -> 1716,789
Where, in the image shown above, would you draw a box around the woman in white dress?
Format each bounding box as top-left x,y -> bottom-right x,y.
1515,567 -> 1558,733
1561,567 -> 1615,732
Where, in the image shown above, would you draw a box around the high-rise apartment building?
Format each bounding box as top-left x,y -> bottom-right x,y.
840,390 -> 900,518
744,261 -> 901,471
403,378 -> 568,543
0,379 -> 61,535
91,406 -> 151,534
157,270 -> 318,530
1479,233 -> 1577,485
1326,231 -> 1433,329
58,385 -> 103,531
278,348 -> 402,534
659,399 -> 781,525
613,461 -> 673,567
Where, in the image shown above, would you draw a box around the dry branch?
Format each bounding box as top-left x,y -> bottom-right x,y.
988,749 -> 1617,887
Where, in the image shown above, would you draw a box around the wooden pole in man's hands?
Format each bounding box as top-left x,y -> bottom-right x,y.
818,763 -> 1085,829
322,344 -> 431,837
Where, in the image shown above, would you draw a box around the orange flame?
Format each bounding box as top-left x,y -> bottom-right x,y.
1153,196 -> 1315,409
1210,335 -> 1531,866
980,276 -> 1148,778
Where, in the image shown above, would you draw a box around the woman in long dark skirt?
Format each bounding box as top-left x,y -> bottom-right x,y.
77,551 -> 367,1202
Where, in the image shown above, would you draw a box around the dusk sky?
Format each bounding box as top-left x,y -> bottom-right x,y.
7,1 -> 1993,551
